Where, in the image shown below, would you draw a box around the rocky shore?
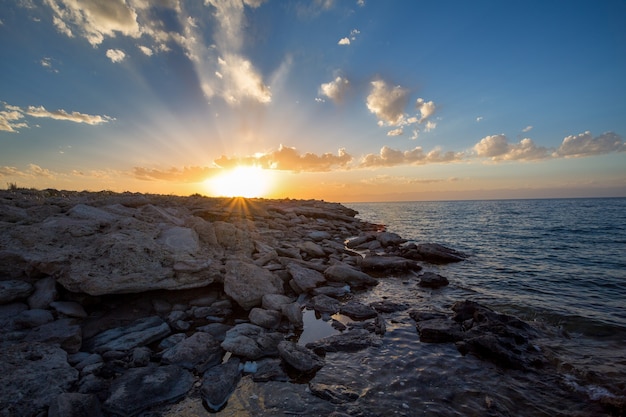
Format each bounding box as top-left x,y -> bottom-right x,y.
1,189 -> 618,417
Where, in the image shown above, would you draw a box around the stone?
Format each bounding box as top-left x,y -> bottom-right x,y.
308,231 -> 331,241
0,342 -> 78,417
369,300 -> 409,313
249,307 -> 283,329
306,329 -> 382,354
262,293 -> 294,311
339,301 -> 378,320
324,264 -> 378,288
196,323 -> 232,342
103,365 -> 194,417
27,276 -> 57,309
416,318 -> 463,343
48,393 -> 104,417
298,241 -> 326,258
161,331 -> 223,372
345,234 -> 376,249
402,243 -> 466,264
14,308 -> 54,328
131,346 -> 152,367
0,280 -> 33,304
201,359 -> 242,412
28,318 -> 82,353
309,382 -> 360,404
360,254 -> 422,273
224,260 -> 284,310
50,301 -> 88,318
221,323 -> 284,360
286,263 -> 326,293
309,294 -> 340,315
311,285 -> 351,298
376,231 -> 406,247
277,341 -> 325,373
281,302 -> 304,328
83,316 -> 171,353
418,272 -> 450,289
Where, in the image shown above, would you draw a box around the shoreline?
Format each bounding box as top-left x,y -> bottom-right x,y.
0,189 -> 622,416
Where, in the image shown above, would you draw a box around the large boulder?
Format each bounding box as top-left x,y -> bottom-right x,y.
286,263 -> 326,293
224,260 -> 284,310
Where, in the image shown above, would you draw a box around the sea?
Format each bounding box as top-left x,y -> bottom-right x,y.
334,197 -> 626,416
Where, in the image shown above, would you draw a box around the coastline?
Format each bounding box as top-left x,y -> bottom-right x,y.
0,189 -> 622,416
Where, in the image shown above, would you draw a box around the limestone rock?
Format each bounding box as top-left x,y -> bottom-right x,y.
27,318 -> 82,353
103,365 -> 194,417
261,293 -> 294,311
306,329 -> 382,354
418,272 -> 450,288
220,323 -> 284,360
360,254 -> 422,273
14,308 -> 54,328
298,241 -> 326,258
339,301 -> 378,320
83,316 -> 171,353
161,331 -> 223,372
309,294 -> 340,315
48,393 -> 104,417
224,260 -> 284,310
201,359 -> 242,412
27,276 -> 57,309
324,264 -> 378,288
286,262 -> 326,293
0,280 -> 33,304
50,301 -> 88,318
249,307 -> 282,329
277,341 -> 325,373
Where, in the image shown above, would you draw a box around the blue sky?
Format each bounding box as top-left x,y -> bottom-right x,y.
1,0 -> 625,201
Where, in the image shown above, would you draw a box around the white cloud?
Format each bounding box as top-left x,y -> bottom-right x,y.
554,131 -> 625,157
138,45 -> 153,56
474,134 -> 509,157
44,0 -> 141,46
319,76 -> 350,103
106,48 -> 126,63
415,98 -> 435,122
360,145 -> 464,168
424,120 -> 437,132
366,79 -> 409,126
357,0 -> 365,6
0,101 -> 113,131
0,107 -> 28,132
474,134 -> 550,161
522,125 -> 533,133
216,53 -> 271,104
387,127 -> 403,136
476,116 -> 483,122
338,37 -> 350,45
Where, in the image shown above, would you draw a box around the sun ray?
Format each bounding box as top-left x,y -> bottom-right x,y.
205,165 -> 273,198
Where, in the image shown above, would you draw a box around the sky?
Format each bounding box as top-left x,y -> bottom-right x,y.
1,0 -> 625,202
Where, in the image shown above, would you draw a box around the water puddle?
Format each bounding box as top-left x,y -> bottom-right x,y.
297,309 -> 352,345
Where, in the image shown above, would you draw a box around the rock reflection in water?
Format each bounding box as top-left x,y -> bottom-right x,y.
297,309 -> 352,346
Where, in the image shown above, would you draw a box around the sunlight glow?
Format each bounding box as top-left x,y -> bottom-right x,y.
206,165 -> 273,198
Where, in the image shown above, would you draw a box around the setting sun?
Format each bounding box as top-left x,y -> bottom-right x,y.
206,165 -> 273,198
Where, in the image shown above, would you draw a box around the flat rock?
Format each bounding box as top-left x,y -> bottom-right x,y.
161,331 -> 223,372
48,393 -> 104,417
221,323 -> 284,360
277,340 -> 325,373
306,329 -> 382,354
201,359 -> 242,412
83,316 -> 171,353
339,301 -> 378,320
309,382 -> 360,404
308,294 -> 340,315
103,365 -> 194,417
261,294 -> 294,311
416,318 -> 463,343
323,264 -> 378,288
49,301 -> 88,318
14,308 -> 54,328
224,260 -> 284,310
27,318 -> 82,353
249,307 -> 282,329
376,231 -> 406,247
298,241 -> 326,258
402,243 -> 467,264
0,280 -> 33,304
0,342 -> 79,417
360,254 -> 422,273
286,263 -> 326,293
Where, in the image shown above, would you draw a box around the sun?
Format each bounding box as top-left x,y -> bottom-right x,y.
206,165 -> 273,198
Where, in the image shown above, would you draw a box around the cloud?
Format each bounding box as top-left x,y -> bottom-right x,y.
216,54 -> 272,104
357,0 -> 365,6
138,45 -> 153,56
522,125 -> 533,133
338,29 -> 360,45
215,145 -> 353,172
360,145 -> 464,168
319,76 -> 350,103
44,0 -> 141,46
338,37 -> 350,45
133,166 -> 219,182
415,98 -> 435,122
473,134 -> 550,161
554,131 -> 625,158
106,48 -> 126,63
386,127 -> 403,136
476,116 -> 483,122
0,164 -> 55,179
366,79 -> 409,126
1,101 -> 113,131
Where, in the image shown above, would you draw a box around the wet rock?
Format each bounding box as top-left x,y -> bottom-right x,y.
306,329 -> 383,354
408,310 -> 449,322
103,365 -> 194,417
14,308 -> 54,328
286,263 -> 326,293
277,341 -> 325,373
360,254 -> 422,273
0,342 -> 79,417
221,323 -> 284,360
251,358 -> 289,382
281,302 -> 304,328
161,331 -> 223,372
339,301 -> 378,320
224,260 -> 284,310
376,231 -> 406,247
50,300 -> 88,318
83,316 -> 171,353
27,276 -> 57,309
418,272 -> 450,288
370,300 -> 409,313
402,242 -> 466,264
324,264 -> 378,288
201,359 -> 242,412
416,318 -> 463,343
249,307 -> 282,329
28,318 -> 82,353
311,285 -> 351,298
48,393 -> 104,417
0,280 -> 33,304
345,234 -> 376,249
309,294 -> 340,315
262,293 -> 294,311
309,382 -> 360,404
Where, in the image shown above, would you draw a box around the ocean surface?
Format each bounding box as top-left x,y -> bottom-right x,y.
337,197 -> 626,415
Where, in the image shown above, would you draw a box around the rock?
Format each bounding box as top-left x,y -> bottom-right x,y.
311,285 -> 351,298
309,294 -> 340,315
309,382 -> 360,404
0,280 -> 33,304
416,318 -> 463,343
408,310 -> 449,322
306,329 -> 382,354
213,221 -> 256,255
14,308 -> 54,328
131,346 -> 152,367
281,302 -> 303,328
196,323 -> 232,342
161,331 -> 223,372
261,293 -> 294,311
27,276 -> 57,309
224,260 -> 284,310
28,318 -> 83,353
418,272 -> 450,288
48,393 -> 104,417
360,254 -> 422,273
103,365 -> 194,417
50,301 -> 88,318
339,301 -> 378,320
201,359 -> 242,412
0,342 -> 78,417
376,231 -> 406,247
158,333 -> 187,350
286,263 -> 326,293
276,246 -> 302,260
221,323 -> 284,360
323,264 -> 378,288
308,231 -> 331,241
277,341 -> 325,373
73,353 -> 103,371
370,300 -> 409,313
345,234 -> 376,249
251,358 -> 289,382
83,316 -> 171,353
402,243 -> 466,264
298,241 -> 326,258
249,307 -> 282,329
